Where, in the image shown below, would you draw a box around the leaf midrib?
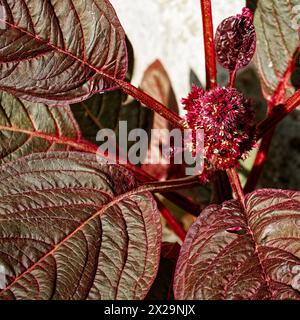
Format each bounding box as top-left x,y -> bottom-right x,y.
0,16 -> 120,85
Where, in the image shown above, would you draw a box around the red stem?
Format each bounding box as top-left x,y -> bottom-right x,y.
227,168 -> 246,210
244,129 -> 274,194
256,89 -> 300,140
116,79 -> 187,130
164,192 -> 201,216
200,0 -> 233,202
155,197 -> 186,241
200,0 -> 217,90
0,124 -> 201,217
245,56 -> 297,192
143,176 -> 200,240
229,70 -> 237,88
211,171 -> 234,204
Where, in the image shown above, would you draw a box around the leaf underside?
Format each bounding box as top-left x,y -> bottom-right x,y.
174,189 -> 300,300
0,0 -> 127,104
0,152 -> 161,300
254,0 -> 299,101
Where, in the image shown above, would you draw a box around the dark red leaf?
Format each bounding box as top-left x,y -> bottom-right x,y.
0,152 -> 161,300
215,8 -> 256,72
174,189 -> 300,300
0,0 -> 127,104
0,92 -> 80,163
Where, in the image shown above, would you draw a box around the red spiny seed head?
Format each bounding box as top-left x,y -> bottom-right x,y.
182,86 -> 255,172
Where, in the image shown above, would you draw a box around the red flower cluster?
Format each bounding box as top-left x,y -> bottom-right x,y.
182,86 -> 255,174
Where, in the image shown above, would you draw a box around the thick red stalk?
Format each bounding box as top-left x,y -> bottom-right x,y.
200,0 -> 217,89
245,56 -> 296,192
0,124 -> 201,218
200,0 -> 233,202
143,176 -> 200,240
256,89 -> 300,140
143,175 -> 201,192
227,168 -> 246,210
229,70 -> 237,88
211,171 -> 234,204
116,79 -> 187,130
244,129 -> 274,193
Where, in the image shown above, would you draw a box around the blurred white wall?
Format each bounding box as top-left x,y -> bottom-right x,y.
110,0 -> 244,114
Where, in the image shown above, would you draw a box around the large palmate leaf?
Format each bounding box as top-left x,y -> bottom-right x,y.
0,0 -> 127,104
0,152 -> 161,300
0,91 -> 80,164
254,0 -> 299,102
174,189 -> 300,300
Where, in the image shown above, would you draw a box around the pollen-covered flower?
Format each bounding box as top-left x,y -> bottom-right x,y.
182,85 -> 255,172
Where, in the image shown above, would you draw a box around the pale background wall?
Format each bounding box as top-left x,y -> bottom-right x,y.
110,0 -> 244,114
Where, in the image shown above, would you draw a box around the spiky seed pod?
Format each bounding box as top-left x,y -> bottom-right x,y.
182,85 -> 255,172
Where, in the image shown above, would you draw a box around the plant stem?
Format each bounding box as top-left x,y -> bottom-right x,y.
244,129 -> 274,194
141,176 -> 200,238
164,192 -> 202,216
116,79 -> 187,130
229,70 -> 237,88
0,124 -> 201,216
200,0 -> 233,203
211,171 -> 233,204
200,0 -> 217,90
142,175 -> 201,193
245,56 -> 297,192
155,196 -> 186,241
226,168 -> 246,210
256,89 -> 300,140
